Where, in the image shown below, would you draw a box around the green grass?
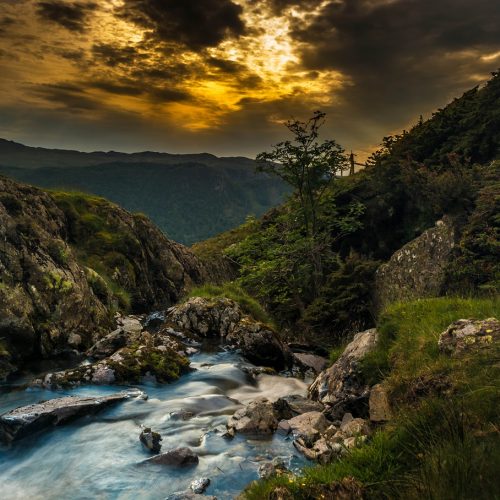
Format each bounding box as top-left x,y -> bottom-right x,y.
244,296 -> 500,499
186,282 -> 273,325
191,216 -> 259,265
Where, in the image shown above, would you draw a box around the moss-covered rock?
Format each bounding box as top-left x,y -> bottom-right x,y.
0,176 -> 211,379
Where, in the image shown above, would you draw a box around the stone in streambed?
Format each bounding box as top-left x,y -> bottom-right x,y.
274,394 -> 324,419
292,352 -> 328,374
190,477 -> 210,494
140,427 -> 162,453
166,493 -> 217,500
0,391 -> 141,444
226,397 -> 279,435
287,411 -> 329,447
146,447 -> 199,467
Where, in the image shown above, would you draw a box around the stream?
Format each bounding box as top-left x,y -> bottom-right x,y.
0,348 -> 310,499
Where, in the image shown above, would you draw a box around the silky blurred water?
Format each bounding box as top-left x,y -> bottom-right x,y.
0,350 -> 309,499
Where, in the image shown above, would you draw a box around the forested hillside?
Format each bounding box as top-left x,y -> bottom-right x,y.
194,71 -> 500,346
0,145 -> 289,245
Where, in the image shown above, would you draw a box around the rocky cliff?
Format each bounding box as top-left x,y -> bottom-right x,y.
373,217 -> 456,312
0,176 -> 209,379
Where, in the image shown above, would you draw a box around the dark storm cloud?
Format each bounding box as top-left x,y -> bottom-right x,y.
91,43 -> 143,68
148,87 -> 191,103
265,0 -> 320,15
207,57 -> 246,74
36,1 -> 96,32
290,0 -> 500,129
31,82 -> 98,112
0,16 -> 15,34
117,0 -> 246,51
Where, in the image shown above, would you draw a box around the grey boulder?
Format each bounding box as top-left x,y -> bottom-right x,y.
0,391 -> 141,443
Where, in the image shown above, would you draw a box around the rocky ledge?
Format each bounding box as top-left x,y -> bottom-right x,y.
167,297 -> 292,370
33,316 -> 192,389
0,390 -> 143,443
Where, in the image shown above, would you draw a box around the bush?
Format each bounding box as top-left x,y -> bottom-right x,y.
303,253 -> 380,345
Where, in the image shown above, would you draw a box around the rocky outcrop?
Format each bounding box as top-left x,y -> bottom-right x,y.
0,176 -> 209,379
168,298 -> 291,370
0,391 -> 142,443
167,297 -> 242,337
226,319 -> 292,370
438,318 -> 499,356
374,218 -> 456,312
309,328 -> 378,419
36,333 -> 191,389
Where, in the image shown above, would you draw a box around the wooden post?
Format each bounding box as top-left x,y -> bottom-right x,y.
349,151 -> 355,176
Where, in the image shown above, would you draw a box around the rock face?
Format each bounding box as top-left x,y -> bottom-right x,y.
292,353 -> 328,375
168,298 -> 291,370
438,318 -> 499,356
146,447 -> 199,467
309,328 -> 378,419
0,391 -> 140,443
227,319 -> 292,370
0,176 -> 210,379
373,218 -> 456,312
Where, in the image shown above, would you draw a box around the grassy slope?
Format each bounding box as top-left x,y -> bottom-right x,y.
244,297 -> 500,499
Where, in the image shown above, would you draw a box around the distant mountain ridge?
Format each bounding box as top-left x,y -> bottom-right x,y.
0,139 -> 290,245
0,138 -> 255,168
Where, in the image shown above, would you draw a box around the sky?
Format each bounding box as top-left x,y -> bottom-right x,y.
0,0 -> 499,159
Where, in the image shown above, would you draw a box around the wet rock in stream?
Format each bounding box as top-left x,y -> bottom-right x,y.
140,427 -> 162,453
190,477 -> 210,494
146,447 -> 199,467
0,390 -> 144,444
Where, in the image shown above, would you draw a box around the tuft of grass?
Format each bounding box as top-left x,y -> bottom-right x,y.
244,296 -> 500,499
186,282 -> 273,325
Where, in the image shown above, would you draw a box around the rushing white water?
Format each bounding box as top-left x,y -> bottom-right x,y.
0,349 -> 309,499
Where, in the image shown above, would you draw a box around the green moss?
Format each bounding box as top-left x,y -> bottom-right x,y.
191,216 -> 260,262
44,271 -> 73,294
107,346 -> 190,384
47,190 -> 139,313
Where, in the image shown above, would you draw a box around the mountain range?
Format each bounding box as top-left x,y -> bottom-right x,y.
0,139 -> 289,245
